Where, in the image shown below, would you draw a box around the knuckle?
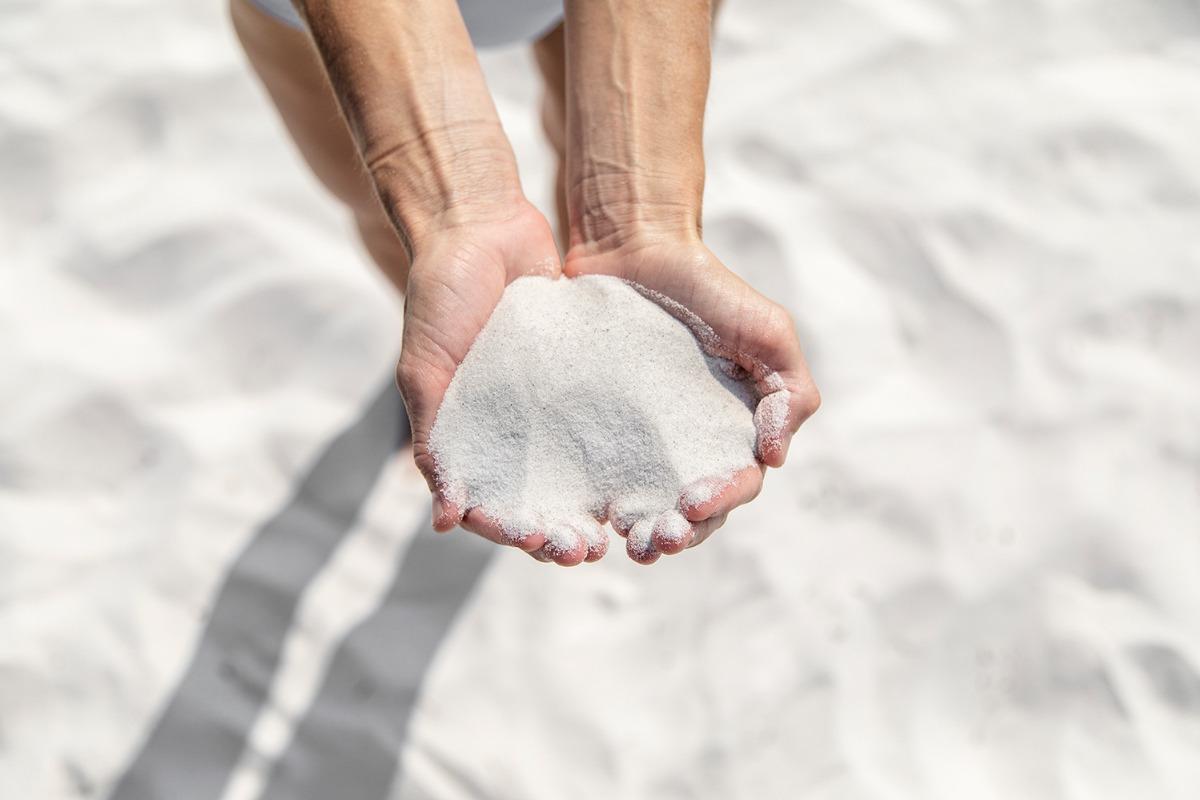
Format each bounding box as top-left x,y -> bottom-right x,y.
763,301 -> 795,337
796,385 -> 821,420
748,300 -> 798,358
393,357 -> 414,390
393,357 -> 432,419
394,356 -> 428,399
411,448 -> 437,480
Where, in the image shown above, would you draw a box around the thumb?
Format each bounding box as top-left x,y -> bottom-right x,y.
394,347 -> 463,531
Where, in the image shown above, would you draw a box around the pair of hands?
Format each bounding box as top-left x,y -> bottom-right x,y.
396,201 -> 820,565
293,0 -> 816,563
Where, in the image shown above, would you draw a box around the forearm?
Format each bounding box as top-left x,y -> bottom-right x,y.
564,0 -> 713,252
295,0 -> 522,253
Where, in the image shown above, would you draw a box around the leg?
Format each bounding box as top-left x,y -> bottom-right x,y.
531,23 -> 568,250
230,0 -> 411,292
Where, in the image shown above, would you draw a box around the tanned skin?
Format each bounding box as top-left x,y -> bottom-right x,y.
231,0 -> 819,565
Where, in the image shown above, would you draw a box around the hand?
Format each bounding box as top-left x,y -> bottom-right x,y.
564,234 -> 820,563
397,202 -> 610,566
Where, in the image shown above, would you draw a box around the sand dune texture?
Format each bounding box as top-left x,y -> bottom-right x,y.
1,1 -> 1198,799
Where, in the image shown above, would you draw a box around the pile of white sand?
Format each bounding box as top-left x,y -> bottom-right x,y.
429,275 -> 757,555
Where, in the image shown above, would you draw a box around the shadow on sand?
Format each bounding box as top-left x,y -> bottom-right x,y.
108,382 -> 495,800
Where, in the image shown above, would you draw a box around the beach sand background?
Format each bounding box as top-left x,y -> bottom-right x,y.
2,1 -> 1199,798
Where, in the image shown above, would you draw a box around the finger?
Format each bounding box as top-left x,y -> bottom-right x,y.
751,346 -> 820,462
412,451 -> 462,533
680,464 -> 766,522
651,510 -> 695,555
606,499 -> 641,538
540,522 -> 589,567
431,492 -> 464,532
687,513 -> 728,549
754,386 -> 792,468
573,517 -> 609,562
409,441 -> 461,532
461,508 -> 546,553
626,518 -> 660,565
756,381 -> 820,467
396,264 -> 486,526
528,541 -> 588,566
530,545 -> 589,566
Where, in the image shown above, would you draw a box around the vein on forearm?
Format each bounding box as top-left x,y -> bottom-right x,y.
296,0 -> 521,240
565,0 -> 713,249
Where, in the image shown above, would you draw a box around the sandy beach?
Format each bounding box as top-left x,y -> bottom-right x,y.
2,0 -> 1199,798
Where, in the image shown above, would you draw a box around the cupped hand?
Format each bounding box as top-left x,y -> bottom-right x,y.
397,202 -> 606,565
564,235 -> 820,563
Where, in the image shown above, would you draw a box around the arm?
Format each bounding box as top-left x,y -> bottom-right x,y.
564,0 -> 821,563
295,0 -> 523,254
296,1 -> 569,557
564,0 -> 710,252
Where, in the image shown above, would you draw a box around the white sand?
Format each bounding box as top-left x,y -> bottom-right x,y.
429,275 -> 757,552
2,1 -> 1199,799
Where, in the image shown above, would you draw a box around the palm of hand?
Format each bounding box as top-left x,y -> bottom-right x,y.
563,239 -> 820,562
397,204 -> 565,544
400,220 -> 818,566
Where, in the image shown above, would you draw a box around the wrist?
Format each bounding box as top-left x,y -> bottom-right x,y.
566,167 -> 704,255
367,120 -> 525,257
298,0 -> 523,258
